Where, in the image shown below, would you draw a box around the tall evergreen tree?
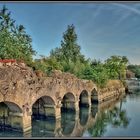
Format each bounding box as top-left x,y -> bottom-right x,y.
50,24 -> 85,64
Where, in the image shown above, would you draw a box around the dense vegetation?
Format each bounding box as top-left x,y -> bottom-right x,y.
0,6 -> 129,88
0,5 -> 36,65
127,65 -> 140,79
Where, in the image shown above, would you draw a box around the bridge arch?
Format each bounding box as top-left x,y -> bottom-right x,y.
32,96 -> 56,119
0,101 -> 23,131
61,92 -> 76,111
79,90 -> 89,107
0,101 -> 22,113
91,88 -> 98,104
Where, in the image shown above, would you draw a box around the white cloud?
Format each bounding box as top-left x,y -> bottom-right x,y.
92,5 -> 103,19
109,3 -> 140,28
112,3 -> 140,15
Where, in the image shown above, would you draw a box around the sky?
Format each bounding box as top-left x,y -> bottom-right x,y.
0,2 -> 140,64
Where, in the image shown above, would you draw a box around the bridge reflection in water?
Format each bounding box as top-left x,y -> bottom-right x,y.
0,96 -> 126,137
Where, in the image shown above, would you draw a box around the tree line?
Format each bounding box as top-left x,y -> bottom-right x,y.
127,65 -> 140,79
0,6 -> 130,87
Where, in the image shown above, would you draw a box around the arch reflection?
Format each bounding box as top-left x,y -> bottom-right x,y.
79,106 -> 90,126
32,118 -> 56,137
91,104 -> 98,118
61,109 -> 76,136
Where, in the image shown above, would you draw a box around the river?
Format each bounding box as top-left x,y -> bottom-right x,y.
0,91 -> 140,138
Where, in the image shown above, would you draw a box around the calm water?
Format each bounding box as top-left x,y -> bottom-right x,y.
1,92 -> 140,138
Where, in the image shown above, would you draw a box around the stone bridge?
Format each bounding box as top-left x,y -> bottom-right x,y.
0,63 -> 125,133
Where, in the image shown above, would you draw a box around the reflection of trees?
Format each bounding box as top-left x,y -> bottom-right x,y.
88,100 -> 130,137
109,104 -> 130,128
88,111 -> 108,137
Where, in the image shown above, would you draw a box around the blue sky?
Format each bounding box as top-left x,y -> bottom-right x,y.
0,2 -> 140,64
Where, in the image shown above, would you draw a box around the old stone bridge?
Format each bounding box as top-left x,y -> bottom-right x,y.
0,62 -> 125,133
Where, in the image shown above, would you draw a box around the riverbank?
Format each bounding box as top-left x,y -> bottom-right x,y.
125,79 -> 140,94
97,80 -> 126,103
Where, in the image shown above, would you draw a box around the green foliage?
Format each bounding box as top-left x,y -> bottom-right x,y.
90,61 -> 109,88
50,24 -> 85,63
48,24 -> 89,79
104,55 -> 128,80
80,64 -> 94,80
127,65 -> 140,79
0,5 -> 36,65
33,56 -> 63,76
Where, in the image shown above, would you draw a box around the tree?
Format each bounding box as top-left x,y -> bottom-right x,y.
91,62 -> 109,88
105,55 -> 128,80
33,55 -> 63,75
50,24 -> 87,72
48,24 -> 91,81
127,65 -> 140,79
0,5 -> 36,65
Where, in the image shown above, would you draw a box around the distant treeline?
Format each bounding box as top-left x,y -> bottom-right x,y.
127,65 -> 140,79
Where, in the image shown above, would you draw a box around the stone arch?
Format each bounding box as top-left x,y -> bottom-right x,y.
61,92 -> 75,111
0,97 -> 23,111
32,96 -> 56,119
0,101 -> 22,113
91,88 -> 98,104
0,101 -> 23,131
31,94 -> 56,107
79,90 -> 89,107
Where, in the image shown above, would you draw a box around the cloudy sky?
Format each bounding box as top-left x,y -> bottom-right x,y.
0,2 -> 140,64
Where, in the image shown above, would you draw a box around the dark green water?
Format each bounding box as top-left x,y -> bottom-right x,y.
0,93 -> 140,138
